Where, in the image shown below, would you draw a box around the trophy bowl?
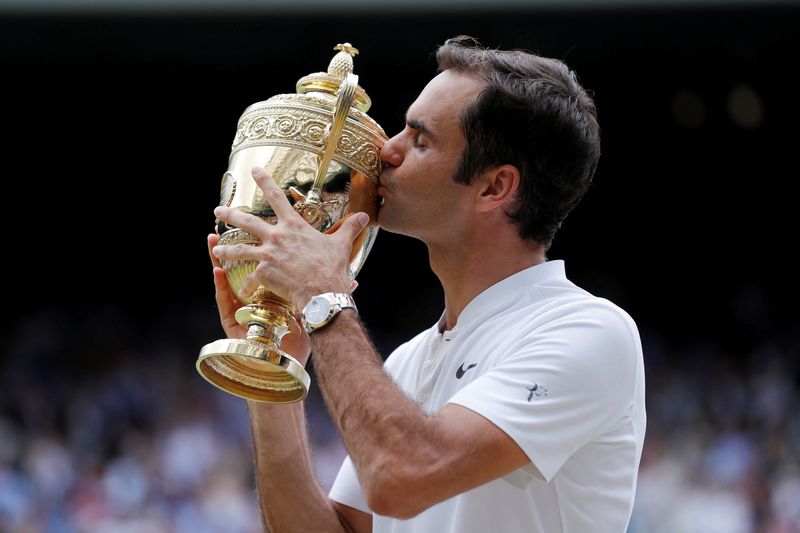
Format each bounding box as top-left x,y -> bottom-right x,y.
197,43 -> 387,403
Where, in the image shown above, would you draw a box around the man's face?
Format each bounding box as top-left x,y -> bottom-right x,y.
377,70 -> 485,243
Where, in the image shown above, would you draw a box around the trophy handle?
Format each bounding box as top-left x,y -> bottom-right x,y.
304,72 -> 359,205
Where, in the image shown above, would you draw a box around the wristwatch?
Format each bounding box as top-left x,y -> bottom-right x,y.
301,292 -> 358,334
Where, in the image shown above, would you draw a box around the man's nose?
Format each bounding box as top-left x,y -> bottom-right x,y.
380,133 -> 404,168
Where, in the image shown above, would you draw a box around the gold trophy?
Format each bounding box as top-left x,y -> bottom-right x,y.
197,43 -> 387,403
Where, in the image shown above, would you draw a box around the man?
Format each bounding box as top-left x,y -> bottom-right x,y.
209,35 -> 646,532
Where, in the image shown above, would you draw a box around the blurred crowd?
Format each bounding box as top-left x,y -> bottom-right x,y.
629,329 -> 800,533
0,307 -> 347,533
0,305 -> 798,532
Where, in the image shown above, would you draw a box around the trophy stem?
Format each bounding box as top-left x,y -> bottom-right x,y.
236,302 -> 293,343
196,300 -> 310,403
246,323 -> 279,345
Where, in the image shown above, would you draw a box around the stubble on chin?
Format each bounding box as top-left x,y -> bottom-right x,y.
375,204 -> 403,235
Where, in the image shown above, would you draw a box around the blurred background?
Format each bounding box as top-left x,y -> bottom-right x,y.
1,0 -> 799,531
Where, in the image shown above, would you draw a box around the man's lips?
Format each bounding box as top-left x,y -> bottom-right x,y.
377,174 -> 390,196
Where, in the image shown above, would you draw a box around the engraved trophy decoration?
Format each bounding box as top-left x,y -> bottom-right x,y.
197,43 -> 387,403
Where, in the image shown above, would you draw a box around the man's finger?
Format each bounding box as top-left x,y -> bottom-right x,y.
214,268 -> 235,315
212,267 -> 230,303
212,243 -> 260,263
207,234 -> 222,269
333,212 -> 370,245
212,267 -> 239,319
239,272 -> 260,301
252,166 -> 296,220
214,206 -> 269,239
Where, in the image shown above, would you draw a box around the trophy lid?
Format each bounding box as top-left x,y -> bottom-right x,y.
296,43 -> 372,112
231,42 -> 387,183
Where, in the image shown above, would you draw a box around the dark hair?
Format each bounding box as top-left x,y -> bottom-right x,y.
436,35 -> 601,246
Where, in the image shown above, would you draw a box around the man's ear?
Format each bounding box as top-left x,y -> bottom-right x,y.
476,164 -> 521,213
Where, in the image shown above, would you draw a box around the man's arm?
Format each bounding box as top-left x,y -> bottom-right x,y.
311,311 -> 531,519
207,233 -> 371,533
248,400 -> 371,533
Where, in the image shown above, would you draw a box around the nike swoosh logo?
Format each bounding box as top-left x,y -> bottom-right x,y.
456,363 -> 478,379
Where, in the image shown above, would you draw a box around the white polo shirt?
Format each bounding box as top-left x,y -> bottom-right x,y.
329,260 -> 646,533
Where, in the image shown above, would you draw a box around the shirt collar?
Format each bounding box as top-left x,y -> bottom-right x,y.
435,260 -> 567,334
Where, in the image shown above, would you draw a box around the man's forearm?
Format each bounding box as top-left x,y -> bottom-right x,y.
248,400 -> 346,532
311,311 -> 442,515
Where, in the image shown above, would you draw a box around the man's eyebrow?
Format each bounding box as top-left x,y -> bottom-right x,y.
405,116 -> 435,139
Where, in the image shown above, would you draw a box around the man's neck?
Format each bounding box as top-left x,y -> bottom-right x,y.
428,233 -> 546,331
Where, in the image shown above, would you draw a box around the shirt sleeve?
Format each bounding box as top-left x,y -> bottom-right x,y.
329,455 -> 371,514
448,299 -> 642,482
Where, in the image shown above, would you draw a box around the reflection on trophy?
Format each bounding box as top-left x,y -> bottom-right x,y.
196,43 -> 388,403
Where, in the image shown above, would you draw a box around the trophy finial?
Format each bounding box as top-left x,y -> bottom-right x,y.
328,43 -> 360,77
296,41 -> 371,112
335,42 -> 359,56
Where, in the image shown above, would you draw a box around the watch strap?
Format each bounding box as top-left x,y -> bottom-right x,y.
301,292 -> 357,334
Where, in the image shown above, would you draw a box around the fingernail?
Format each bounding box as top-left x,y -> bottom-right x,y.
214,206 -> 225,217
212,246 -> 221,256
356,212 -> 369,227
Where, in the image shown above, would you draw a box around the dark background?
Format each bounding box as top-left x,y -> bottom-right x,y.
2,3 -> 797,371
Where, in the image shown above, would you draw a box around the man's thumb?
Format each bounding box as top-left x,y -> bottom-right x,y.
340,212 -> 370,241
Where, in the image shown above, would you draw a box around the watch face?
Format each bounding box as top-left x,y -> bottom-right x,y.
306,297 -> 331,324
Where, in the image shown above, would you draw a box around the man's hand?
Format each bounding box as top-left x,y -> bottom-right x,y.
211,166 -> 370,311
207,232 -> 248,340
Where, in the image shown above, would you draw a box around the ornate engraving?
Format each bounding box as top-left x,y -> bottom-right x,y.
219,228 -> 260,246
301,119 -> 328,143
231,94 -> 385,182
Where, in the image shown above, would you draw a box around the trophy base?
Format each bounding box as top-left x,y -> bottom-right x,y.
197,338 -> 310,403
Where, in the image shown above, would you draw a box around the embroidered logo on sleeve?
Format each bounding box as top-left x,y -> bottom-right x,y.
526,383 -> 549,402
